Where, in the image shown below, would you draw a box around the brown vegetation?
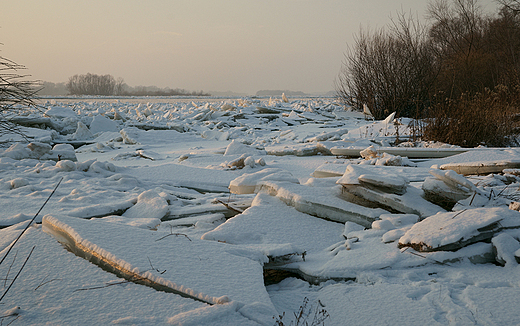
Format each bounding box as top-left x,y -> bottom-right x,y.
337,0 -> 520,146
422,85 -> 520,147
0,55 -> 40,137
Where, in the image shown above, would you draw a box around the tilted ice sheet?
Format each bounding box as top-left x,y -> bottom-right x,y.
256,180 -> 387,227
399,207 -> 520,251
0,224 -> 262,326
42,214 -> 276,324
202,193 -> 345,255
124,162 -> 242,193
312,162 -> 431,181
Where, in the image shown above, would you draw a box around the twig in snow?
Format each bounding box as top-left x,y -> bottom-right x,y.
0,246 -> 35,303
34,275 -> 62,291
451,209 -> 467,219
73,279 -> 138,292
3,251 -> 18,288
469,192 -> 477,206
147,257 -> 166,274
0,314 -> 20,326
496,184 -> 510,198
0,177 -> 62,267
155,227 -> 191,242
401,247 -> 449,266
73,261 -> 165,292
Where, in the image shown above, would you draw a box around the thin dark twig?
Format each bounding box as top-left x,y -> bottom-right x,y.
155,232 -> 191,242
451,209 -> 467,219
469,192 -> 477,206
34,276 -> 62,291
72,279 -> 140,292
0,177 -> 62,267
0,246 -> 35,303
3,251 -> 18,288
0,314 -> 21,325
496,184 -> 510,197
5,314 -> 21,326
147,257 -> 166,274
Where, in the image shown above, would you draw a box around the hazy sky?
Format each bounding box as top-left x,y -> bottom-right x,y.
1,0 -> 499,95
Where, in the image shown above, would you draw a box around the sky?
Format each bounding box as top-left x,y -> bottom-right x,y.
0,0 -> 499,95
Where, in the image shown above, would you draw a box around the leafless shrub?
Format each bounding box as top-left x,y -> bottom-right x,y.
336,12 -> 435,120
273,297 -> 330,326
0,55 -> 40,137
422,85 -> 520,147
336,0 -> 520,126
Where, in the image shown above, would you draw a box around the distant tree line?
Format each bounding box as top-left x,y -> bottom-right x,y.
65,73 -> 209,96
336,0 -> 520,147
122,85 -> 210,97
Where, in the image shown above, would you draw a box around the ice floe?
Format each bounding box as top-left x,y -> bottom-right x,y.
2,97 -> 520,325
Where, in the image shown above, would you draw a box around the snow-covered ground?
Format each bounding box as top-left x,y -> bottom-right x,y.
1,96 -> 520,325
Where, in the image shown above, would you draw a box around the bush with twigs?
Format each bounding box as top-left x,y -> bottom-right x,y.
0,55 -> 40,139
421,85 -> 520,147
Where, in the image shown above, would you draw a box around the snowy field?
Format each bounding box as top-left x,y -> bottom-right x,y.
1,96 -> 520,325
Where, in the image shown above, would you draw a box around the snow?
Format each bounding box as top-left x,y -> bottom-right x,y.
398,207 -> 520,251
1,96 -> 520,325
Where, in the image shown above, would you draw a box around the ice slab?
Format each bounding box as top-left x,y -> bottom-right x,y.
340,182 -> 445,219
398,207 -> 520,252
125,162 -> 242,193
256,181 -> 386,227
422,169 -> 479,209
202,193 -> 345,257
286,230 -> 495,282
265,143 -> 330,156
492,232 -> 520,266
42,214 -> 277,319
312,162 -> 431,181
0,142 -> 77,161
440,159 -> 520,175
420,148 -> 520,169
229,168 -> 299,194
0,224 -> 263,326
69,198 -> 137,218
331,147 -> 469,159
122,189 -> 169,219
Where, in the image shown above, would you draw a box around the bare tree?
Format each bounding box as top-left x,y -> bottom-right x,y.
427,0 -> 492,96
496,0 -> 520,14
66,73 -> 117,96
0,55 -> 40,137
336,12 -> 436,119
